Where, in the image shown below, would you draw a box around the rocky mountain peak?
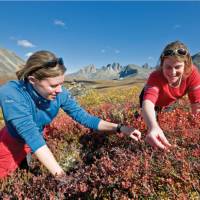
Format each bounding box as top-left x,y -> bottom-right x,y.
1,48 -> 199,81
101,62 -> 121,72
79,64 -> 96,74
67,62 -> 153,80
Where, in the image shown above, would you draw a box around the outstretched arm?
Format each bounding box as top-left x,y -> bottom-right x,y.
142,100 -> 171,150
97,120 -> 141,141
34,145 -> 65,176
61,88 -> 141,141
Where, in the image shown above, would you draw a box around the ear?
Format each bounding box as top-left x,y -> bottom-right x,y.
27,76 -> 38,85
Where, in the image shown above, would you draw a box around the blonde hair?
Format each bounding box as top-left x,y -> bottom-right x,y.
157,41 -> 193,77
16,50 -> 66,80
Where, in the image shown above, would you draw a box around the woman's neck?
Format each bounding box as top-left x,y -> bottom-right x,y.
168,75 -> 182,88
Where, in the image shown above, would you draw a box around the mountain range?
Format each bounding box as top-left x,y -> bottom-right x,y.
66,63 -> 153,80
0,48 -> 200,80
0,48 -> 24,78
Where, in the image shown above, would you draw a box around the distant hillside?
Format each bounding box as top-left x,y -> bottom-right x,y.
0,48 -> 24,78
67,63 -> 121,80
192,52 -> 200,70
119,64 -> 153,79
67,52 -> 200,81
0,48 -> 200,81
67,62 -> 153,80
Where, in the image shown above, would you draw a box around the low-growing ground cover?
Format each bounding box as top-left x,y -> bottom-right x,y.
0,88 -> 199,199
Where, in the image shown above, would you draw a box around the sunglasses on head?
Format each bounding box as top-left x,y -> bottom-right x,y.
162,48 -> 188,57
43,57 -> 64,68
28,57 -> 65,76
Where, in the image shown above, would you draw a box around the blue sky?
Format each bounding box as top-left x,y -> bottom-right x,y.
0,1 -> 200,73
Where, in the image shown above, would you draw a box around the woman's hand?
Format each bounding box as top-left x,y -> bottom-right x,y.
55,173 -> 73,186
97,120 -> 141,141
34,145 -> 64,176
145,126 -> 171,150
120,126 -> 141,141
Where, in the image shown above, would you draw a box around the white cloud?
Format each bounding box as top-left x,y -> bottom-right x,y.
54,19 -> 67,29
101,49 -> 106,53
100,47 -> 120,54
148,56 -> 154,60
173,24 -> 181,29
114,49 -> 120,54
25,52 -> 33,57
17,40 -> 35,48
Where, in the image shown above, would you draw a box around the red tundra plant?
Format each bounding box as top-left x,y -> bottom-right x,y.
0,99 -> 199,199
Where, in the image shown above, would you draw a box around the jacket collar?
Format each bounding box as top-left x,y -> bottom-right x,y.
25,81 -> 51,109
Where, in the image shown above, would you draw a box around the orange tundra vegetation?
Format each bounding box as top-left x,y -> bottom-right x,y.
0,87 -> 199,199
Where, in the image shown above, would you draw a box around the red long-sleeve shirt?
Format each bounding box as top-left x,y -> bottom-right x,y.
143,65 -> 200,107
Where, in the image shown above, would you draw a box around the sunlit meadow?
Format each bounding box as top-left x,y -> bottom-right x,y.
0,87 -> 199,199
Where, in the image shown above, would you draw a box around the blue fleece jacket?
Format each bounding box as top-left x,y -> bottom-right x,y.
0,80 -> 100,152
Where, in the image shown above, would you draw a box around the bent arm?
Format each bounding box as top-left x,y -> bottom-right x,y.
34,145 -> 64,176
60,88 -> 140,141
60,89 -> 100,130
142,100 -> 171,149
187,66 -> 200,113
142,100 -> 158,129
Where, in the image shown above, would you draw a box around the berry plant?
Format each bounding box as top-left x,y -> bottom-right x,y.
0,88 -> 199,199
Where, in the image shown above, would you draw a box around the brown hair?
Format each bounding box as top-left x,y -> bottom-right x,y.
157,40 -> 193,77
16,50 -> 66,80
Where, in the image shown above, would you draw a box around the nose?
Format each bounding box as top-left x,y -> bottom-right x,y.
55,85 -> 62,93
171,68 -> 176,76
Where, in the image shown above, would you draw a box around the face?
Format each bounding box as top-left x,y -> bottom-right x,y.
29,75 -> 65,100
162,57 -> 185,86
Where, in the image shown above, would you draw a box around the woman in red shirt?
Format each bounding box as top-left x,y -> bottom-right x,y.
140,40 -> 200,150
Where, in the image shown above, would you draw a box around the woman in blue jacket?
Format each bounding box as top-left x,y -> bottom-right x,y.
0,50 -> 141,178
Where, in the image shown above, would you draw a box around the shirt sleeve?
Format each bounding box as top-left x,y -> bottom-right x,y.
143,72 -> 160,105
60,88 -> 101,130
187,66 -> 200,103
1,96 -> 46,152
